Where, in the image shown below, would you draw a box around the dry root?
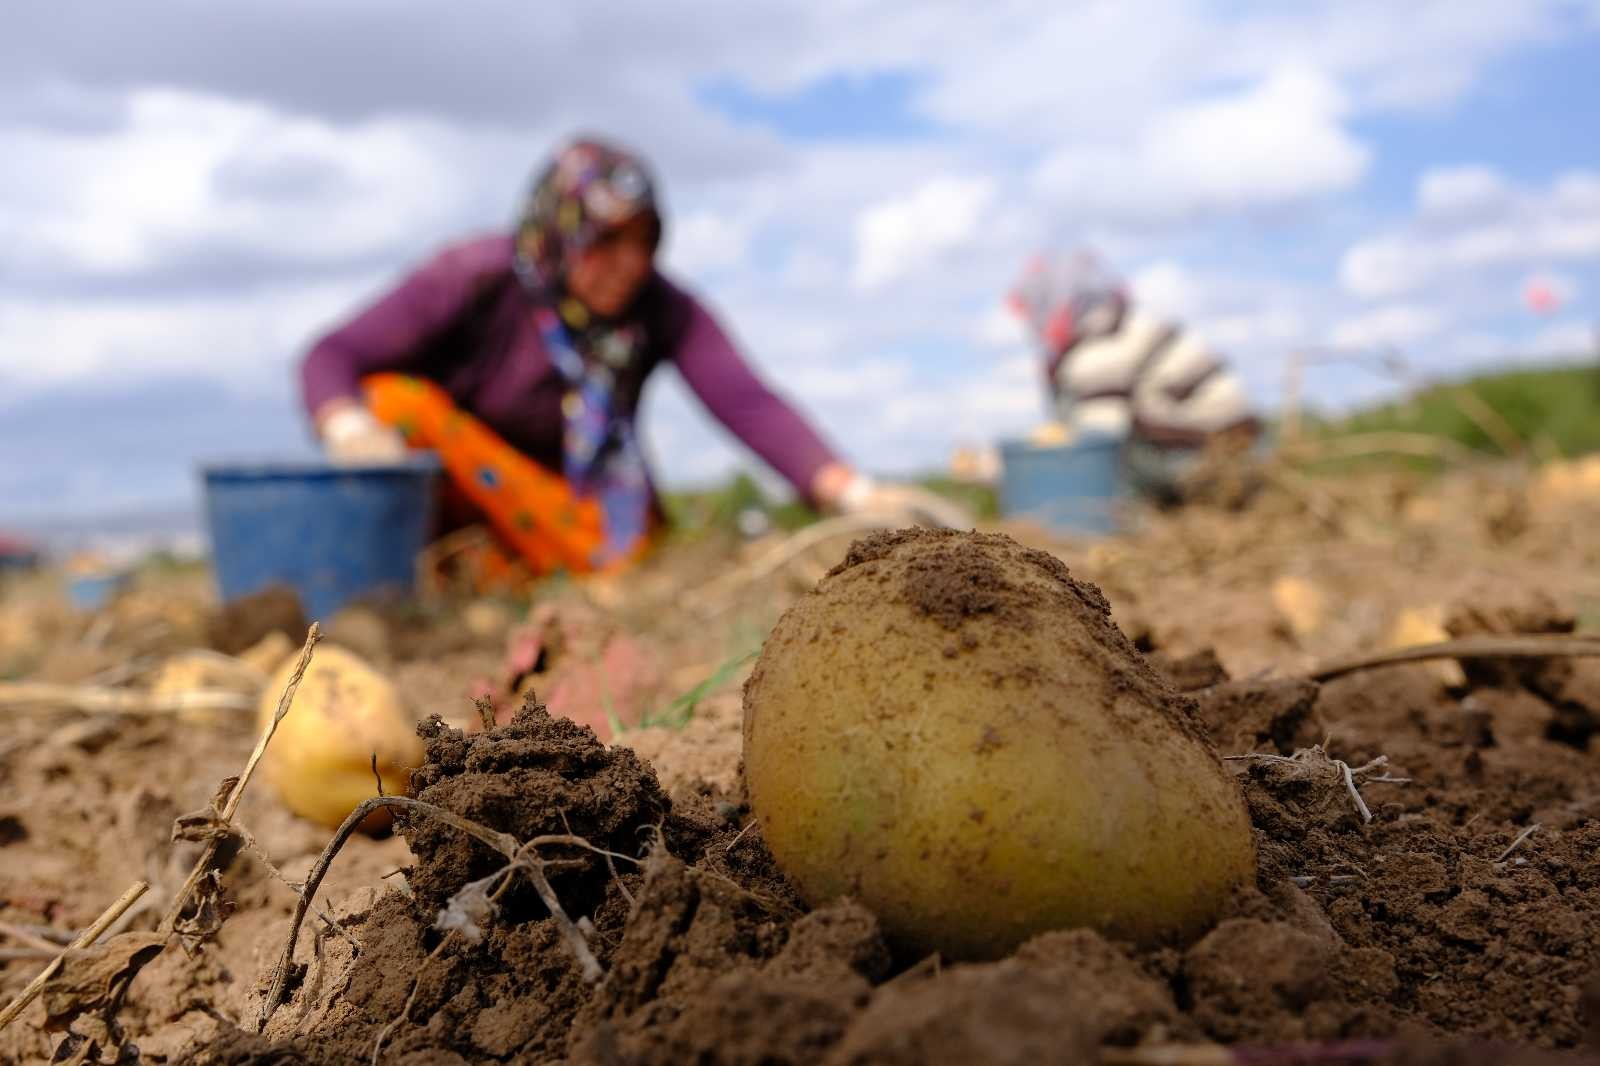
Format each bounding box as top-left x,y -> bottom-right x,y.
1225,745 -> 1409,824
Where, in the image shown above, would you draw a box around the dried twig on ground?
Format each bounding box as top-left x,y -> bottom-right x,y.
1493,823 -> 1541,864
1225,747 -> 1407,825
1308,633 -> 1600,683
0,922 -> 67,955
1449,385 -> 1524,457
0,880 -> 149,1032
160,623 -> 323,935
681,514 -> 896,616
259,795 -> 632,1030
0,682 -> 254,716
1280,430 -> 1484,466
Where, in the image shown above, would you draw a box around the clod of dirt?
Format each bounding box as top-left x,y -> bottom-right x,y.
1446,591 -> 1600,751
222,698 -> 677,1064
822,927 -> 1182,1066
400,699 -> 670,917
206,584 -> 307,656
1149,646 -> 1231,691
1194,676 -> 1324,755
1184,918 -> 1338,1041
0,812 -> 26,846
569,857 -> 882,1065
744,528 -> 1255,959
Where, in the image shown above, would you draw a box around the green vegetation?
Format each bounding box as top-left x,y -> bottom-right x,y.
661,471 -> 995,539
1298,361 -> 1600,471
663,361 -> 1598,523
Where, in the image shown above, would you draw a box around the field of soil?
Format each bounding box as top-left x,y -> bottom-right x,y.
2,464 -> 1599,1065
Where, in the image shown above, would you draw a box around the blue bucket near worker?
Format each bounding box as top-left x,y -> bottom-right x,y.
998,435 -> 1124,535
201,457 -> 441,621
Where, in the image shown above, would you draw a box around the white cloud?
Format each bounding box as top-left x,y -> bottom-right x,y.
663,210 -> 755,275
0,88 -> 530,296
1341,167 -> 1600,298
1417,165 -> 1511,221
1331,304 -> 1445,350
973,302 -> 1027,350
1525,318 -> 1597,357
1129,261 -> 1203,320
851,176 -> 997,289
1198,309 -> 1308,354
0,273 -> 386,393
1031,66 -> 1370,220
3,1 -> 1598,513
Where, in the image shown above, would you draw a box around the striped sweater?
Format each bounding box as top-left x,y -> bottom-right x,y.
1049,307 -> 1253,447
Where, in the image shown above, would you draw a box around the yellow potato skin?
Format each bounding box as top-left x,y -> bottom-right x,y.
257,644 -> 423,829
743,531 -> 1256,960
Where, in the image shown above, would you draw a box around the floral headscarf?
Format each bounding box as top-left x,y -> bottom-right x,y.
513,136 -> 661,317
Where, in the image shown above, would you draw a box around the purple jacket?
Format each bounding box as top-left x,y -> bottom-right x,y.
301,234 -> 840,499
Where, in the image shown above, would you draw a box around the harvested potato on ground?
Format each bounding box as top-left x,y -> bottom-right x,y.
1386,606 -> 1466,688
148,650 -> 264,723
1270,575 -> 1327,640
744,529 -> 1255,960
237,631 -> 295,676
258,643 -> 424,830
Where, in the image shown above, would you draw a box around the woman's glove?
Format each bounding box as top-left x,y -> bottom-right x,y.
320,404 -> 408,464
835,474 -> 974,530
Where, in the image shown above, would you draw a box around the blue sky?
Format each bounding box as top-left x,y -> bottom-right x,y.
2,1 -> 1598,524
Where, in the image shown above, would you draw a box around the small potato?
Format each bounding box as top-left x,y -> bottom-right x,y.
744,529 -> 1255,960
258,644 -> 424,830
147,650 -> 264,724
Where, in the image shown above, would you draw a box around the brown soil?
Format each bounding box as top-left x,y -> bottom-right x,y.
203,573 -> 1598,1061
4,466 -> 1600,1064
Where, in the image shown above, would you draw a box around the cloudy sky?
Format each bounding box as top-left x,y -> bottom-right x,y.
3,1 -> 1599,522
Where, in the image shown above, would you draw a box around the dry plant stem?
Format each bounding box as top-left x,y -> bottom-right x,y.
724,821 -> 755,853
0,682 -> 255,716
684,514 -> 896,615
0,880 -> 149,1033
232,824 -> 360,951
1449,385 -> 1523,456
1281,430 -> 1482,466
1309,634 -> 1600,683
1224,749 -> 1403,824
1259,463 -> 1349,537
1338,759 -> 1372,823
259,796 -> 621,1028
1494,823 -> 1541,863
0,922 -> 65,955
515,858 -> 602,982
161,623 -> 322,934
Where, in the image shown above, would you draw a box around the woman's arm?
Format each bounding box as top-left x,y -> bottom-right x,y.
669,298 -> 847,506
301,235 -> 512,430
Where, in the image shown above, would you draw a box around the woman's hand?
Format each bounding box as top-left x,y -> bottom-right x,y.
811,462 -> 974,530
315,399 -> 408,464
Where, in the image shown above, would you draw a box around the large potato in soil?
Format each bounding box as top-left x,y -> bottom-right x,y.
743,529 -> 1255,960
258,643 -> 423,829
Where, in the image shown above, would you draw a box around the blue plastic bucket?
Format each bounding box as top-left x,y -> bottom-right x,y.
201,457 -> 441,621
998,435 -> 1124,535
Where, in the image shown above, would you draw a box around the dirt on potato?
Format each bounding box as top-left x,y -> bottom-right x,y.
4,466 -> 1600,1064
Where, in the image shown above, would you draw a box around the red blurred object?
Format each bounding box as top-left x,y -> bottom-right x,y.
1523,276 -> 1562,315
0,532 -> 41,571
